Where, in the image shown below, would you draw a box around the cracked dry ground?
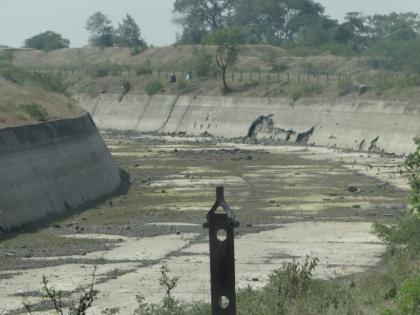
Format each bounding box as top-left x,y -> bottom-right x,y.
0,134 -> 407,314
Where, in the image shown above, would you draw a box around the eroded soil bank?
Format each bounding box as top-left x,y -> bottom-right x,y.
0,133 -> 408,314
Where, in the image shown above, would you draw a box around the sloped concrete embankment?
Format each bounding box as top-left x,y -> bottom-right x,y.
79,94 -> 420,155
0,114 -> 121,232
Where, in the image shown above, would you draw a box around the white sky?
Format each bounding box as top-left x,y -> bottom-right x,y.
1,0 -> 420,48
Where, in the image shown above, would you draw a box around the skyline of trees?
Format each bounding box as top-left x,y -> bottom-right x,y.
14,1 -> 420,57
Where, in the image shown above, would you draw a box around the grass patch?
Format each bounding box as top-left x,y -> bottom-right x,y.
19,103 -> 49,122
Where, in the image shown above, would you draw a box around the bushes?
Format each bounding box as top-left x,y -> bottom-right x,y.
90,63 -> 124,78
260,51 -> 288,73
382,275 -> 420,315
145,80 -> 163,96
369,39 -> 420,73
374,138 -> 420,253
189,47 -> 215,78
135,61 -> 153,76
20,103 -> 49,122
0,50 -> 13,64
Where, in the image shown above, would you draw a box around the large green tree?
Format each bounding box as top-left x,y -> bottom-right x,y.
24,31 -> 70,51
114,14 -> 146,48
173,0 -> 235,43
367,13 -> 420,42
86,12 -> 114,47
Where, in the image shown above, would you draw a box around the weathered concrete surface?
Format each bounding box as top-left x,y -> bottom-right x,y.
0,114 -> 121,231
79,94 -> 420,155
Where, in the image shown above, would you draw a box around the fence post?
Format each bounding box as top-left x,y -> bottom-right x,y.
204,186 -> 239,315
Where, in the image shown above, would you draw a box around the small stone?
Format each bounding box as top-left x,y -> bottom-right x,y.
348,186 -> 360,194
52,224 -> 61,229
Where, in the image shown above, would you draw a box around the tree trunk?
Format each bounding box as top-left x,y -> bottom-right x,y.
222,66 -> 228,93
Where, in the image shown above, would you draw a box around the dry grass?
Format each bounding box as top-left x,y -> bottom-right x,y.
0,76 -> 82,128
11,45 -> 365,74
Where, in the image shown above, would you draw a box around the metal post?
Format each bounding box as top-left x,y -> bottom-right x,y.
205,186 -> 239,315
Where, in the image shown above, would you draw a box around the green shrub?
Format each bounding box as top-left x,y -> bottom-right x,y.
20,103 -> 49,122
382,275 -> 420,315
301,62 -> 335,75
90,67 -> 109,78
375,138 -> 420,253
145,80 -> 163,96
135,60 -> 153,76
271,62 -> 289,73
190,47 -> 215,78
90,63 -> 123,78
34,72 -> 68,94
370,39 -> 420,73
130,46 -> 144,56
0,63 -> 28,84
395,275 -> 420,314
0,50 -> 13,64
269,257 -> 319,301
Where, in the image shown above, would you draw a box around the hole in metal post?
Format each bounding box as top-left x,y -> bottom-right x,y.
220,296 -> 230,309
217,229 -> 227,242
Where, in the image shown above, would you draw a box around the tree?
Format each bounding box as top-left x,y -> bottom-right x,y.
367,13 -> 420,42
206,28 -> 239,93
86,12 -> 114,47
173,0 -> 235,43
114,14 -> 146,48
232,0 -> 326,45
23,31 -> 70,51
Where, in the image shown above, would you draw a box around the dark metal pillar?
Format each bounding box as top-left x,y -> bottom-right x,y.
205,186 -> 239,315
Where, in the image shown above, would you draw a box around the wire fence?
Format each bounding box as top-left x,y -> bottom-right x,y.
30,68 -> 357,86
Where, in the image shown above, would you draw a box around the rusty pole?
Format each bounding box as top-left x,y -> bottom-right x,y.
205,186 -> 239,315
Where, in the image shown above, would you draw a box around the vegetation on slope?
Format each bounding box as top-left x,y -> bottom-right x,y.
0,53 -> 82,128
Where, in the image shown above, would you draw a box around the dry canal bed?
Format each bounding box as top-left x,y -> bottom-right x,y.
0,133 -> 407,314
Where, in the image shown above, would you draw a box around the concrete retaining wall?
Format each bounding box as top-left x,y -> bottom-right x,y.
79,94 -> 420,155
0,113 -> 121,231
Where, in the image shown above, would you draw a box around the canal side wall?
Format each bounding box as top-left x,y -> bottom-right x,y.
79,94 -> 420,155
0,113 -> 121,232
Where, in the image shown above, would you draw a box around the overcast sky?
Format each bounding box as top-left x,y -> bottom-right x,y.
1,0 -> 420,48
